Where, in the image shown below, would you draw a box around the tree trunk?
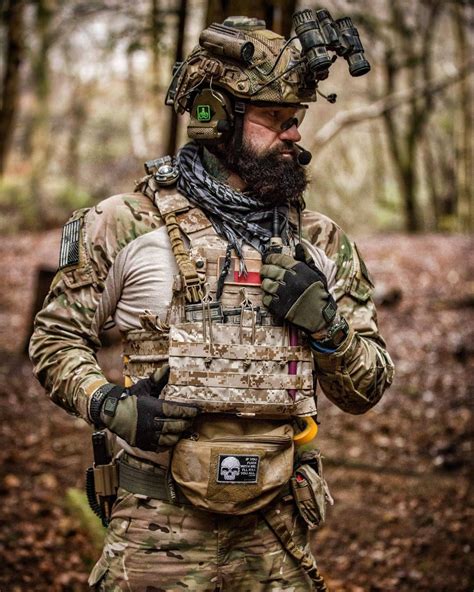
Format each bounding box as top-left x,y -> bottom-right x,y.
269,0 -> 296,37
166,0 -> 188,156
127,52 -> 150,160
371,122 -> 387,209
0,0 -> 25,176
29,0 -> 55,225
423,132 -> 441,230
65,85 -> 89,185
453,4 -> 473,232
400,158 -> 419,233
150,0 -> 161,97
379,0 -> 443,232
205,0 -> 296,34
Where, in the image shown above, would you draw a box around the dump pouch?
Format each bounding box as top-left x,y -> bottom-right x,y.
171,417 -> 295,514
291,449 -> 333,529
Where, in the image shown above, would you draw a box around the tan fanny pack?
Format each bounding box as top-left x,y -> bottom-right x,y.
171,417 -> 295,514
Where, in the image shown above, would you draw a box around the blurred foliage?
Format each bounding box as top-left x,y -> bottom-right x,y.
0,0 -> 472,234
0,176 -> 93,232
65,488 -> 106,551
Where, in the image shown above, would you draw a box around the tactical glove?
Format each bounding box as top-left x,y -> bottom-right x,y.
261,243 -> 337,334
90,365 -> 199,452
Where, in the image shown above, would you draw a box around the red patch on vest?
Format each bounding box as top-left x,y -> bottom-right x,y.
218,256 -> 261,286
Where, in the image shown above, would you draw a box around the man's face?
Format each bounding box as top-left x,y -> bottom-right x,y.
215,104 -> 308,206
243,104 -> 305,158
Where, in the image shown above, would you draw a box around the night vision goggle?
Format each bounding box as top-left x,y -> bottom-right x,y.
293,8 -> 370,79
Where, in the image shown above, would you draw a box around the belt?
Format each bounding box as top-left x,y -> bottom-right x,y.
118,454 -> 190,505
117,453 -> 292,508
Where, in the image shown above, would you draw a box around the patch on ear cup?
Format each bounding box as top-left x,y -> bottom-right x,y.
187,88 -> 234,143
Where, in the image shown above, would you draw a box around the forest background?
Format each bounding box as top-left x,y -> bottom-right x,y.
0,0 -> 473,591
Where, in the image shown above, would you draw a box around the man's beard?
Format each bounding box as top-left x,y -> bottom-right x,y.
211,138 -> 308,207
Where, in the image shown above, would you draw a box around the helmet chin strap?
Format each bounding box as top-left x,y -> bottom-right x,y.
232,101 -> 246,155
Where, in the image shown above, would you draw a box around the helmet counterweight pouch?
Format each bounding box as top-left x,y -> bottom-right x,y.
188,89 -> 234,143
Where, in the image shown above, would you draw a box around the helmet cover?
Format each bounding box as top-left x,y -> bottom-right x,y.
167,16 -> 317,115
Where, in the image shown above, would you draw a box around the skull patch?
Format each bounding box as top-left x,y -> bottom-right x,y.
217,454 -> 260,484
220,456 -> 241,481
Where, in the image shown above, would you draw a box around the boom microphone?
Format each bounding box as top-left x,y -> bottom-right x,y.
295,144 -> 312,165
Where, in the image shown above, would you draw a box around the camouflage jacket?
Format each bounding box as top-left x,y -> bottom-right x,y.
30,181 -> 394,423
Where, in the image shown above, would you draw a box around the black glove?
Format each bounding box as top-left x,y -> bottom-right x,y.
261,243 -> 337,334
90,365 -> 199,452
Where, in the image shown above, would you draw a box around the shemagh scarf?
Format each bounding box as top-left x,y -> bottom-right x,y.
177,142 -> 294,275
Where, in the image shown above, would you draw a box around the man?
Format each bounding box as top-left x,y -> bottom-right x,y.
30,11 -> 394,591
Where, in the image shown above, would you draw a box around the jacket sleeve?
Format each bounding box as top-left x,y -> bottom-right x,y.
303,211 -> 395,414
29,193 -> 162,421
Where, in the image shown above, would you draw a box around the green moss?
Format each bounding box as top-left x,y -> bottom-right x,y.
64,487 -> 106,550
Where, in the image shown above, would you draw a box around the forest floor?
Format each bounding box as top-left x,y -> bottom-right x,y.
0,230 -> 473,592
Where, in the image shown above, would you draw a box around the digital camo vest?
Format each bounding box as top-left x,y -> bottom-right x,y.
125,172 -> 321,513
124,174 -> 318,420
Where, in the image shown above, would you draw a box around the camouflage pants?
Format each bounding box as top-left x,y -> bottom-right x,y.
88,487 -> 318,591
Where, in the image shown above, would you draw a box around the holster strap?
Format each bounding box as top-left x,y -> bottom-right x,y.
117,455 -> 189,505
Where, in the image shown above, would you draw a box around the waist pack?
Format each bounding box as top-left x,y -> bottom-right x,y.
171,416 -> 295,514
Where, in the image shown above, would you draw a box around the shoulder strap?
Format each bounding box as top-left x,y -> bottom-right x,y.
141,174 -> 206,304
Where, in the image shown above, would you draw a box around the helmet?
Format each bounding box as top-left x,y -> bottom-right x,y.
165,16 -> 316,143
168,17 -> 317,110
165,11 -> 370,143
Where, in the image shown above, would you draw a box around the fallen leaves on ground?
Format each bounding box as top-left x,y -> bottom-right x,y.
0,230 -> 472,591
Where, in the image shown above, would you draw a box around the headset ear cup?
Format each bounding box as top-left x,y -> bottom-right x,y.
217,120 -> 231,133
187,89 -> 234,144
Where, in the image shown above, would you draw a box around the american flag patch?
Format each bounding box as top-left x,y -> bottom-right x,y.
218,256 -> 261,286
59,219 -> 81,269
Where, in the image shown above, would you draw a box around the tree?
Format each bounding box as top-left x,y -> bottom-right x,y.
380,0 -> 444,232
28,0 -> 57,223
0,0 -> 26,176
205,0 -> 296,37
166,0 -> 188,156
453,2 -> 473,232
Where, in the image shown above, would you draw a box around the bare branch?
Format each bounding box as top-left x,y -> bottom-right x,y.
309,60 -> 474,152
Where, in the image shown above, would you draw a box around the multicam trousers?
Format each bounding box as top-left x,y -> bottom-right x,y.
88,487 -> 317,591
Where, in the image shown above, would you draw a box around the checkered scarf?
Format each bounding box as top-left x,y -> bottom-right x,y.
177,142 -> 293,273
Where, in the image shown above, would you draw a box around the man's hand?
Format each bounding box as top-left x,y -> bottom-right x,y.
92,365 -> 199,452
261,243 -> 337,334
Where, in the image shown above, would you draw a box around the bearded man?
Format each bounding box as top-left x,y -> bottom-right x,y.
30,12 -> 394,592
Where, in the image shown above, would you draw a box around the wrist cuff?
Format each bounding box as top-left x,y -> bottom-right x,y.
89,383 -> 116,427
309,338 -> 339,354
310,315 -> 350,353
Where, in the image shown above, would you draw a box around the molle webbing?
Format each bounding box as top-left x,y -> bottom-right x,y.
132,176 -> 318,419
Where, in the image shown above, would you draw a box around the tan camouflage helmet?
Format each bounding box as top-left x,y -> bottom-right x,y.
165,16 -> 318,114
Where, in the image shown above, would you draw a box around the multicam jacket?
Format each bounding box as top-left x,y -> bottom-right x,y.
30,177 -> 394,444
